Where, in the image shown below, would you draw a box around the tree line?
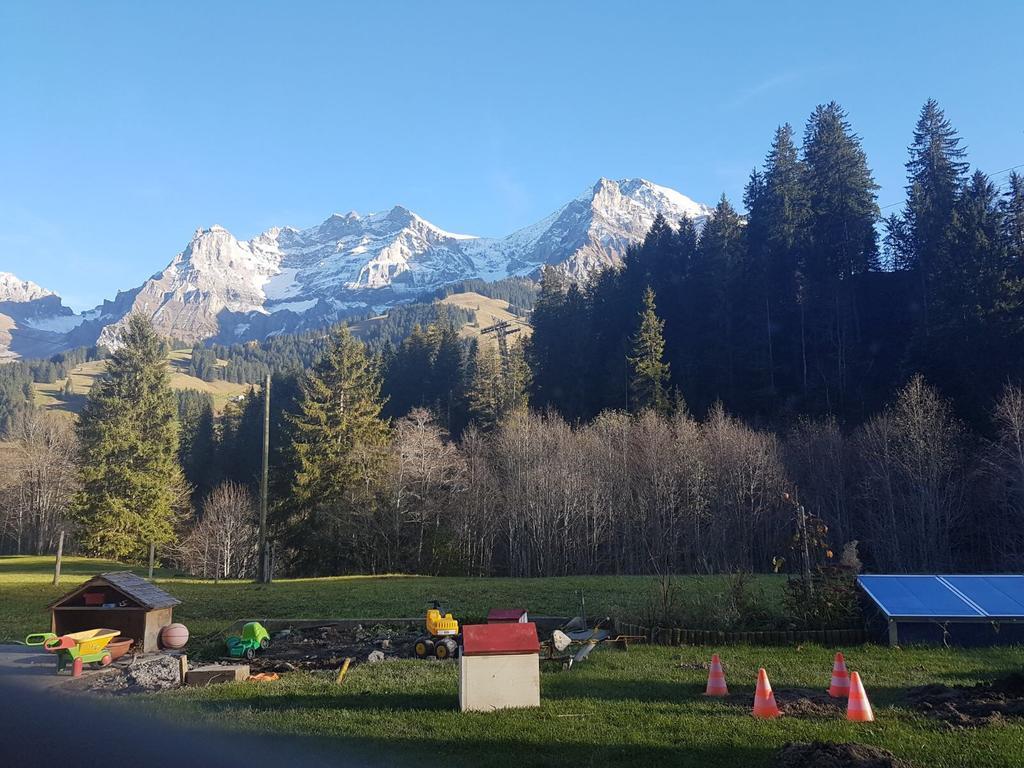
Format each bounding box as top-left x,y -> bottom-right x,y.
527,100 -> 1024,428
3,98 -> 1023,580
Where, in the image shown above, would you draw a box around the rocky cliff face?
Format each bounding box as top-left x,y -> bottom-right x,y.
1,178 -> 712,357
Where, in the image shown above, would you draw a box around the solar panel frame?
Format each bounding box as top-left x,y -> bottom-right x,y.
858,575 -> 1024,620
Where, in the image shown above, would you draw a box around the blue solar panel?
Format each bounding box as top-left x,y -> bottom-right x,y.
858,575 -> 1024,619
859,575 -> 982,618
944,576 -> 1024,617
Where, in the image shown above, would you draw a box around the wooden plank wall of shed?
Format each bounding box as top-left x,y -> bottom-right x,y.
142,607 -> 173,652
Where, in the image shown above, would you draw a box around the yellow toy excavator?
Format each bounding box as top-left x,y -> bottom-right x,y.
414,600 -> 460,659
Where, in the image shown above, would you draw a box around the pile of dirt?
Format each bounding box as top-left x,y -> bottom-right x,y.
71,654 -> 182,694
905,672 -> 1024,728
253,622 -> 424,672
774,742 -> 908,768
774,688 -> 845,718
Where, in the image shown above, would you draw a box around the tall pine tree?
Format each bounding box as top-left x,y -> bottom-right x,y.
686,196 -> 745,410
629,287 -> 671,414
75,315 -> 186,559
891,99 -> 969,340
281,326 -> 390,573
800,102 -> 879,409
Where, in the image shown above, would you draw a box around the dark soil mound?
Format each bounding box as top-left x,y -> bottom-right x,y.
775,742 -> 908,768
253,622 -> 424,672
906,673 -> 1024,728
775,688 -> 845,718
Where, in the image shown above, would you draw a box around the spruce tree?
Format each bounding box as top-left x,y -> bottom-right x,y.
526,267 -> 589,419
467,342 -> 505,431
282,326 -> 389,572
686,195 -> 745,408
1003,171 -> 1024,263
629,287 -> 671,414
178,390 -> 216,503
503,338 -> 531,416
903,99 -> 969,273
75,315 -> 186,559
929,170 -> 1014,415
895,99 -> 969,337
800,102 -> 879,407
426,309 -> 467,432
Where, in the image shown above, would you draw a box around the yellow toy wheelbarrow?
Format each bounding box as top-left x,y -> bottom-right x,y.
25,628 -> 119,677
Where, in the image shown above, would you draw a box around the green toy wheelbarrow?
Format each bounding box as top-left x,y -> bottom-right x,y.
25,628 -> 119,677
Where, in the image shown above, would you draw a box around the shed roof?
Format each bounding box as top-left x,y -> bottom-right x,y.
462,622 -> 539,656
49,571 -> 181,610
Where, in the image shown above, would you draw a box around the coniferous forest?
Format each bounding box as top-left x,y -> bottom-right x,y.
3,100 -> 1024,580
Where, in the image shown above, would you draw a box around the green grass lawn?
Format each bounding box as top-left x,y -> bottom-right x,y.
2,556 -> 1022,767
0,555 -> 784,643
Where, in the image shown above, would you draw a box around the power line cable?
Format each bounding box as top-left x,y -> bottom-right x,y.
878,162 -> 1024,212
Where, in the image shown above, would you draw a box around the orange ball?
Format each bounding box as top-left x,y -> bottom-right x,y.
160,622 -> 189,649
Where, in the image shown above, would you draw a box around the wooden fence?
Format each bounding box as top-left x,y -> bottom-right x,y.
616,622 -> 869,646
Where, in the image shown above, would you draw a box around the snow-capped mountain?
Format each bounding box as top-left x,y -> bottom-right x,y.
1,178 -> 712,357
0,272 -> 82,360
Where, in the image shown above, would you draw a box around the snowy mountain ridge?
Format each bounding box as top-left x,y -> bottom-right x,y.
1,178 -> 713,358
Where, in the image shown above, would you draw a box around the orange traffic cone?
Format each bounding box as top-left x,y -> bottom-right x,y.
828,651 -> 851,698
705,653 -> 728,696
752,667 -> 781,718
846,671 -> 874,722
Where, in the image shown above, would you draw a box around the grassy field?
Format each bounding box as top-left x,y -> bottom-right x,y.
2,556 -> 1021,767
32,350 -> 250,416
439,291 -> 531,344
350,293 -> 531,349
0,556 -> 781,642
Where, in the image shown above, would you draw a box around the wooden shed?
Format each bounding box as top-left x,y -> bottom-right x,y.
49,572 -> 180,653
459,622 -> 540,713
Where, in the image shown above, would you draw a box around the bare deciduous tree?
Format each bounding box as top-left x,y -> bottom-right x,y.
0,411 -> 78,555
177,481 -> 259,579
856,375 -> 965,571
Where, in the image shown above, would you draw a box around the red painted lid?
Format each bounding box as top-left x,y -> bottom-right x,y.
486,608 -> 528,622
462,622 -> 539,656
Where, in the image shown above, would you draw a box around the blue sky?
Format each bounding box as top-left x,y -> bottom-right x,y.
1,1 -> 1021,310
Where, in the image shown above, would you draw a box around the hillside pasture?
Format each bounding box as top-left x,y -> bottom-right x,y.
439,291 -> 531,343
32,351 -> 250,416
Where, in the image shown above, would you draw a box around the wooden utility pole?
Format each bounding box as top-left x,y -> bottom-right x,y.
258,373 -> 271,583
148,541 -> 155,578
52,530 -> 64,586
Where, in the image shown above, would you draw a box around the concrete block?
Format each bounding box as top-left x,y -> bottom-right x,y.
185,664 -> 250,686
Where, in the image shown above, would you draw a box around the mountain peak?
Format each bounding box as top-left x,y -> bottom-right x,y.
0,177 -> 713,359
0,272 -> 56,303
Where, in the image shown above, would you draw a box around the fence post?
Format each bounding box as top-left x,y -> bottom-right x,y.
52,530 -> 64,586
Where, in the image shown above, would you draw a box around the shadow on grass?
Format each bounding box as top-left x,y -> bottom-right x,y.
361,735 -> 769,768
173,696 -> 772,768
183,687 -> 456,714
